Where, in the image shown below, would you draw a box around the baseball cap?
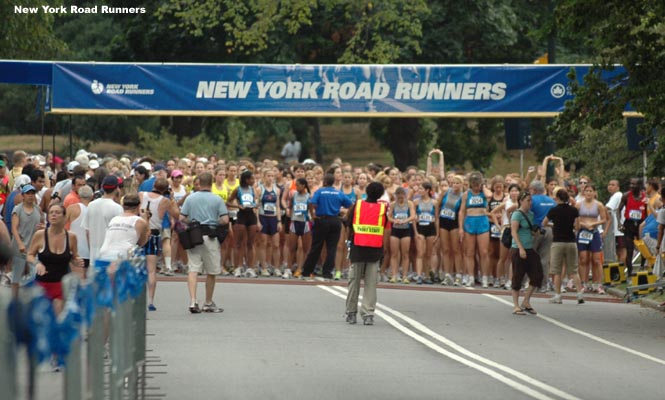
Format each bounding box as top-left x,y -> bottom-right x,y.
171,169 -> 184,178
153,164 -> 167,173
53,156 -> 64,164
21,184 -> 36,194
102,175 -> 120,189
140,161 -> 152,171
89,159 -> 100,170
67,161 -> 80,173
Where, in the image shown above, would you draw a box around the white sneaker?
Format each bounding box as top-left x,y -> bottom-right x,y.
465,277 -> 474,287
273,268 -> 282,278
548,295 -> 562,304
442,274 -> 454,286
233,267 -> 244,278
481,276 -> 489,288
282,269 -> 292,279
260,267 -> 271,277
245,268 -> 258,278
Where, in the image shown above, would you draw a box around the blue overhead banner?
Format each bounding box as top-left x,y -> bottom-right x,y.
50,63 -> 629,117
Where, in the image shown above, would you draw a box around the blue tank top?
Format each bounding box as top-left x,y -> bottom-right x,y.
392,202 -> 411,229
466,190 -> 487,209
343,187 -> 357,204
416,199 -> 435,226
439,189 -> 462,220
237,186 -> 256,208
259,185 -> 278,216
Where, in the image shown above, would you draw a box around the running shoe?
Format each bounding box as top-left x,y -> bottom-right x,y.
416,275 -> 423,285
402,276 -> 411,284
548,295 -> 562,304
245,268 -> 258,278
202,301 -> 224,313
389,276 -> 398,284
282,269 -> 292,279
189,302 -> 201,314
596,285 -> 606,295
294,269 -> 302,278
465,278 -> 474,287
505,280 -> 512,290
334,271 -> 342,281
577,294 -> 585,304
273,268 -> 283,278
362,315 -> 374,326
346,313 -> 357,324
423,277 -> 433,284
454,277 -> 461,286
493,278 -> 502,288
148,304 -> 157,311
221,268 -> 231,276
442,274 -> 454,286
560,284 -> 567,293
162,268 -> 174,277
482,276 -> 489,288
233,267 -> 244,278
260,267 -> 271,277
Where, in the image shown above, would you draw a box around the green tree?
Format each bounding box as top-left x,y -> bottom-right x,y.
0,0 -> 66,58
551,0 -> 665,175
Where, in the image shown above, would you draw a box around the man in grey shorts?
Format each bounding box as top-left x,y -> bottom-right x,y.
180,172 -> 229,314
542,189 -> 584,304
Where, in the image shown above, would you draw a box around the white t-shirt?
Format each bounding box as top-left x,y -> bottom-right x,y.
99,215 -> 141,261
606,191 -> 624,237
82,197 -> 123,264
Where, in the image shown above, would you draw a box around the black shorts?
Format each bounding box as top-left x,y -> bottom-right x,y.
290,220 -> 311,236
391,228 -> 412,239
416,223 -> 437,237
236,209 -> 258,227
82,259 -> 90,269
143,229 -> 162,256
615,236 -> 626,249
260,215 -> 279,235
439,218 -> 458,231
510,248 -> 543,291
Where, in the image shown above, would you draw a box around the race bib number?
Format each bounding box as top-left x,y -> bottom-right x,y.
440,208 -> 455,220
294,203 -> 307,215
418,214 -> 434,225
628,210 -> 643,220
263,203 -> 277,215
241,193 -> 254,207
578,230 -> 594,244
394,212 -> 408,221
469,196 -> 484,206
490,224 -> 501,239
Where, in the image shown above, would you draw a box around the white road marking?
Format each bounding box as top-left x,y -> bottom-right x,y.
319,285 -> 579,400
483,293 -> 665,367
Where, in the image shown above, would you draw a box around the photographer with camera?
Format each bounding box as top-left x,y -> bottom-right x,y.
180,172 -> 229,314
139,178 -> 180,312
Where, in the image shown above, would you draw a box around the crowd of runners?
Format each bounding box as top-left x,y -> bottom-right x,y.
0,147 -> 662,312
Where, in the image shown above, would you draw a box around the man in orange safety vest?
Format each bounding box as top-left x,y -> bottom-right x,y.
344,181 -> 388,326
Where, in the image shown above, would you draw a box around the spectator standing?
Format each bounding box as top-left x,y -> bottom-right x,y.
529,180 -> 556,291
605,179 -> 624,263
510,191 -> 542,315
281,136 -> 302,164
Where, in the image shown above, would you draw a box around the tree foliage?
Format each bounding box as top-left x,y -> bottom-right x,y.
551,0 -> 665,174
0,0 -> 66,58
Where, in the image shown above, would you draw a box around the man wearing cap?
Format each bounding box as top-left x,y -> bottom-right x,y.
82,175 -> 123,267
301,173 -> 353,280
10,184 -> 44,295
66,185 -> 94,276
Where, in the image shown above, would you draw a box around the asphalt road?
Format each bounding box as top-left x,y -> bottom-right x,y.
145,280 -> 665,400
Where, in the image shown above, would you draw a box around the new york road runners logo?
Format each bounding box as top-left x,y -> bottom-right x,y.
91,80 -> 104,95
550,83 -> 566,98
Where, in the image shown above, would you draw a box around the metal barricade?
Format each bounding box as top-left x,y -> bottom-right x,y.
2,252 -> 148,400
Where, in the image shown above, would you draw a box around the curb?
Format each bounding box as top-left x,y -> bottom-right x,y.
607,286 -> 665,312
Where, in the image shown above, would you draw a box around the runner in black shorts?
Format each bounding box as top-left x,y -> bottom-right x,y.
388,188 -> 415,283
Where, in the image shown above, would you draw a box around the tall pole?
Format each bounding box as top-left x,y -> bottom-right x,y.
643,150 -> 647,184
520,150 -> 524,178
69,115 -> 73,160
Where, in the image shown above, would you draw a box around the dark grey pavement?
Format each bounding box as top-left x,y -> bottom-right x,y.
144,280 -> 665,400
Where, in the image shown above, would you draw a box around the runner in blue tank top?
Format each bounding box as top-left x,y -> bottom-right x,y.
388,187 -> 416,283
458,172 -> 500,288
257,168 -> 282,277
436,175 -> 464,286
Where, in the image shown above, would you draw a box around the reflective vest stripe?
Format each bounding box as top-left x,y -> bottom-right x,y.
353,201 -> 386,248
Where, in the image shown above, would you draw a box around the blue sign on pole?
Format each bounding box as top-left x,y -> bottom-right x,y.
49,63 -> 629,117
